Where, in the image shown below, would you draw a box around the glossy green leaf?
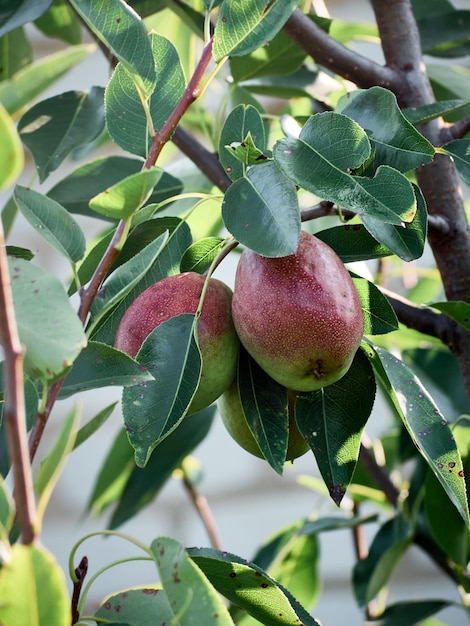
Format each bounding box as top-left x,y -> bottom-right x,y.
225,131 -> 271,167
350,272 -> 399,335
353,515 -> 413,606
89,218 -> 191,346
47,156 -> 182,219
73,401 -> 118,449
364,343 -> 470,526
109,406 -> 215,528
316,223 -> 392,263
35,0 -> 82,45
88,167 -> 162,220
0,44 -> 95,117
213,0 -> 298,60
0,27 -> 32,81
338,87 -> 435,172
441,139 -> 470,185
14,186 -> 86,263
238,67 -> 317,99
0,543 -> 69,626
299,514 -> 378,536
419,10 -> 470,57
219,104 -> 266,181
237,349 -> 290,474
180,237 -> 225,274
8,258 -> 86,380
0,0 -> 52,37
366,600 -> 452,626
403,99 -> 470,125
222,161 -> 300,257
274,113 -> 417,225
360,183 -> 427,261
34,404 -> 81,529
89,231 -> 169,325
229,29 -> 306,82
17,87 -> 105,182
0,104 -> 23,192
428,300 -> 470,332
60,342 -> 153,399
105,32 -> 185,157
187,547 -> 322,626
69,0 -> 156,96
152,537 -> 233,626
122,314 -> 202,467
95,586 -> 173,625
295,348 -> 376,505
5,246 -> 34,261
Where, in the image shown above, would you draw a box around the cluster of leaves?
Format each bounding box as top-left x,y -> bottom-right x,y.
0,0 -> 470,625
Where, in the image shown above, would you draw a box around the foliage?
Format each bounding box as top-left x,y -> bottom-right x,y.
0,0 -> 470,625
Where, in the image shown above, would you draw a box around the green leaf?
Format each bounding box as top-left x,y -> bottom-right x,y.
8,258 -> 86,380
88,167 -> 162,220
274,112 -> 417,225
73,402 -> 118,450
364,343 -> 470,526
316,223 -> 392,263
222,161 -> 300,257
0,0 -> 52,37
34,404 -> 81,530
187,547 -> 322,626
0,44 -> 95,117
59,342 -> 153,399
95,586 -> 174,625
295,348 -> 376,506
237,349 -> 290,475
353,515 -> 413,606
218,103 -> 266,181
428,300 -> 470,332
225,131 -> 271,166
35,0 -> 82,45
213,0 -> 298,60
0,543 -> 69,626
6,246 -> 34,261
89,231 -> 169,325
122,314 -> 202,467
238,67 -> 317,100
152,537 -> 234,626
0,27 -> 32,81
441,139 -> 470,185
360,182 -> 427,261
105,32 -> 185,157
350,273 -> 399,335
180,237 -> 225,274
69,0 -> 156,96
366,600 -> 452,626
403,99 -> 470,125
419,10 -> 470,57
14,186 -> 86,263
0,477 -> 15,535
0,103 -> 23,192
17,87 -> 105,182
109,406 -> 215,528
47,156 -> 182,219
229,29 -> 306,82
338,87 -> 435,172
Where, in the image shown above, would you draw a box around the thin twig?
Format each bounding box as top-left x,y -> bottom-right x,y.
181,473 -> 223,550
0,223 -> 37,544
71,556 -> 88,624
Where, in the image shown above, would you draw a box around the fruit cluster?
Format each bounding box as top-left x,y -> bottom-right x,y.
115,231 -> 364,461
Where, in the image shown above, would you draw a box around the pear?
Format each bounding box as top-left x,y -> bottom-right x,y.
218,380 -> 308,461
232,231 -> 364,392
115,272 -> 239,414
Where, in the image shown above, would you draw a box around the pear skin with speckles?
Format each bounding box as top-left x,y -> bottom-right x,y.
115,272 -> 239,414
232,231 -> 364,392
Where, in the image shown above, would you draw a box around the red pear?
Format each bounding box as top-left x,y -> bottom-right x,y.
231,231 -> 363,392
115,272 -> 239,414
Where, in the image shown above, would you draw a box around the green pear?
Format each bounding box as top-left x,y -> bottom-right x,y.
232,231 -> 364,392
218,380 -> 308,461
115,272 -> 239,414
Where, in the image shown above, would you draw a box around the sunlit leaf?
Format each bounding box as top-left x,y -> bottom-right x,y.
0,0 -> 52,37
0,103 -> 23,192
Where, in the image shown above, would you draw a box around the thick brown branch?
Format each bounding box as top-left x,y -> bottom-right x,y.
440,116 -> 470,143
283,8 -> 398,90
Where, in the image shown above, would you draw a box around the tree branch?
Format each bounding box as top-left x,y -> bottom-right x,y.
440,115 -> 470,143
282,8 -> 398,90
0,223 -> 37,544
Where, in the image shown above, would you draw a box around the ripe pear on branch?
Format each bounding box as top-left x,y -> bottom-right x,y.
232,231 -> 364,392
115,272 -> 239,414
